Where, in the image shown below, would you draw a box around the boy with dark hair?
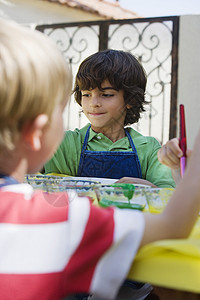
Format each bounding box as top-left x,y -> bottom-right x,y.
45,50 -> 175,188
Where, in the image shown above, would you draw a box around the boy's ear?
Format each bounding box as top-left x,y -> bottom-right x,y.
22,114 -> 49,151
126,104 -> 132,109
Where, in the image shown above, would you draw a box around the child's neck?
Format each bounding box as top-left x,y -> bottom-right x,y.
91,126 -> 126,143
0,169 -> 25,183
0,173 -> 19,185
0,151 -> 27,183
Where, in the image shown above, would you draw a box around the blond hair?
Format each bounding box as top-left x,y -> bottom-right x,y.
0,20 -> 72,150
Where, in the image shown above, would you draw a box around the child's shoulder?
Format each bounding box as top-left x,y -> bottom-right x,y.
64,124 -> 90,140
127,127 -> 161,146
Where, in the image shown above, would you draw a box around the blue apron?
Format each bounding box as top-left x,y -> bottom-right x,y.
77,125 -> 142,179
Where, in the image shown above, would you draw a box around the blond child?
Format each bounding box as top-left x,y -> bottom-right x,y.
1,19 -> 200,300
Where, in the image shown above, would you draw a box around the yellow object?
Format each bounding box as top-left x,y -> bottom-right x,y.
46,172 -> 71,177
128,217 -> 200,293
145,188 -> 175,213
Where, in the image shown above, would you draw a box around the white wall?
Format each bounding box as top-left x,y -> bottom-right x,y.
178,15 -> 200,149
0,0 -> 105,26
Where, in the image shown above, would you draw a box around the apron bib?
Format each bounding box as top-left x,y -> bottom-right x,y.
77,126 -> 142,179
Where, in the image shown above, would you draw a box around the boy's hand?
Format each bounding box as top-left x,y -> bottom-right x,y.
157,138 -> 183,170
158,138 -> 192,184
116,177 -> 156,187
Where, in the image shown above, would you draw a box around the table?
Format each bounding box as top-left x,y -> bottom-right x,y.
30,174 -> 200,297
128,218 -> 200,296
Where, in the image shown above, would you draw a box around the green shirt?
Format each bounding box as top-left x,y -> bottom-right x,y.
45,123 -> 175,188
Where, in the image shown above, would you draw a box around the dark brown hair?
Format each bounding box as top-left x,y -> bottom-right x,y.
73,49 -> 149,126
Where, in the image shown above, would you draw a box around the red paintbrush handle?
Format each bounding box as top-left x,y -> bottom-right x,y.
179,104 -> 187,156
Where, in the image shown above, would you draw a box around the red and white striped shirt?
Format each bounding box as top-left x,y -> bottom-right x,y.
0,183 -> 144,300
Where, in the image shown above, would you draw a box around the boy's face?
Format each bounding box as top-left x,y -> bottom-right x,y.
81,80 -> 126,133
27,101 -> 66,173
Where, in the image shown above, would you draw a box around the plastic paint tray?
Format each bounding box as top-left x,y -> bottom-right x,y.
24,174 -> 100,202
98,184 -> 146,211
